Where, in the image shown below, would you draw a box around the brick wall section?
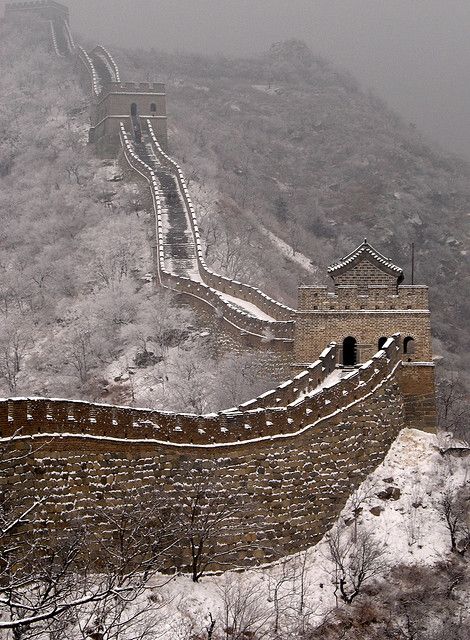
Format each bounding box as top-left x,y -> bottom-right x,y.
146,122 -> 295,323
398,364 -> 437,433
0,353 -> 404,570
296,285 -> 432,363
120,125 -> 295,347
334,259 -> 398,291
295,275 -> 437,432
0,340 -> 403,446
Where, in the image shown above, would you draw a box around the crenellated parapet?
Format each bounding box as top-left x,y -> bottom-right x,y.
0,338 -> 403,446
146,122 -> 296,322
298,284 -> 429,311
0,337 -> 405,569
120,124 -> 294,345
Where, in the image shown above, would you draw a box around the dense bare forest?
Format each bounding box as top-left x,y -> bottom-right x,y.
0,20 -> 272,410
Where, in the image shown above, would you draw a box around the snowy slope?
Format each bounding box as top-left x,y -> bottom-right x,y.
147,428 -> 469,638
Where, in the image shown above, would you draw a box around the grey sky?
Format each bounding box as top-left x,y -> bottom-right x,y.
3,0 -> 470,159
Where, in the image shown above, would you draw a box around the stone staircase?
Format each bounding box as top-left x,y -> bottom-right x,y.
134,138 -> 199,278
89,50 -> 113,88
51,18 -> 70,56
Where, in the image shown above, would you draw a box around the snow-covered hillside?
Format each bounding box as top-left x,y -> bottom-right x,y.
145,428 -> 469,639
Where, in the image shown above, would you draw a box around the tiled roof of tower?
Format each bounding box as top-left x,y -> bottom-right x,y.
328,239 -> 404,278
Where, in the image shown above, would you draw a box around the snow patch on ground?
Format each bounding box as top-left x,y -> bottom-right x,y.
252,84 -> 283,96
217,291 -> 276,322
261,227 -> 320,277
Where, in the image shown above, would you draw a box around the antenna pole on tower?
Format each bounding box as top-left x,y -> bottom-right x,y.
411,242 -> 415,285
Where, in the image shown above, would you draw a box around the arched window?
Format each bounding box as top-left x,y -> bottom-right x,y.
342,337 -> 357,366
130,102 -> 138,117
378,337 -> 388,351
150,103 -> 157,113
403,336 -> 415,358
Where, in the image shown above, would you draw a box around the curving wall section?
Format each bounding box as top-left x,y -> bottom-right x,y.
0,338 -> 405,568
120,124 -> 295,347
146,122 -> 295,322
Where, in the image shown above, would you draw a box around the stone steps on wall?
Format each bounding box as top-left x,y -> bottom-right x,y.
90,51 -> 113,88
133,137 -> 200,278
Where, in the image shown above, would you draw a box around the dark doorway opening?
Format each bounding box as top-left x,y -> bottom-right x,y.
378,337 -> 388,351
131,102 -> 138,117
342,337 -> 357,366
150,103 -> 157,113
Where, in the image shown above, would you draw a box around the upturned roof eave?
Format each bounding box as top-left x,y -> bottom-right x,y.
328,239 -> 403,278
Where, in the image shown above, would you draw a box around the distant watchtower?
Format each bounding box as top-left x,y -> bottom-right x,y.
294,240 -> 436,432
89,81 -> 168,155
5,1 -> 69,24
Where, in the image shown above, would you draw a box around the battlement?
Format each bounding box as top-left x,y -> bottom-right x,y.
0,340 -> 402,444
298,284 -> 429,311
1,338 -> 406,569
102,81 -> 166,95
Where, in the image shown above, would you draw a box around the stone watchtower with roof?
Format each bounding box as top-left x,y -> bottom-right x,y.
294,240 -> 437,432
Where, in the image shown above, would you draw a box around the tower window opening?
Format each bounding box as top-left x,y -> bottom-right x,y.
150,103 -> 157,113
403,336 -> 415,359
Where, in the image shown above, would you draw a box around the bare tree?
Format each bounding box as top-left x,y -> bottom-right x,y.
436,488 -> 470,556
0,474 -> 176,638
436,375 -> 470,444
0,314 -> 33,393
175,482 -> 254,583
218,574 -> 271,640
327,526 -> 387,605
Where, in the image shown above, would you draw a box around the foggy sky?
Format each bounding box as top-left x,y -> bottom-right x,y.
3,0 -> 470,159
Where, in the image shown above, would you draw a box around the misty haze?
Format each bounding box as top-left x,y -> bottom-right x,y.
0,1 -> 469,639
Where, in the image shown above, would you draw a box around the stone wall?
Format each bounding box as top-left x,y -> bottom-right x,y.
333,259 -> 398,290
295,285 -> 432,365
0,340 -> 405,570
146,123 -> 295,323
398,363 -> 437,434
120,124 -> 295,350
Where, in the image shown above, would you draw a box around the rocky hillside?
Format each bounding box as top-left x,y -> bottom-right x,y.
116,41 -> 470,383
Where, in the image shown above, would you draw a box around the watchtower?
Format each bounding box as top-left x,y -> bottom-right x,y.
89,82 -> 168,155
294,240 -> 436,431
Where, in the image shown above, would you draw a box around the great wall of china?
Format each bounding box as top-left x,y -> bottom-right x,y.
1,1 -> 437,570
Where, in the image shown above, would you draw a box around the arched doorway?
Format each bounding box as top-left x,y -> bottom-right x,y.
342,337 -> 357,366
378,336 -> 388,351
130,102 -> 138,117
403,336 -> 415,360
150,102 -> 157,113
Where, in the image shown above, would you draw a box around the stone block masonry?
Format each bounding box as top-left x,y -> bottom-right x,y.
1,342 -> 404,570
